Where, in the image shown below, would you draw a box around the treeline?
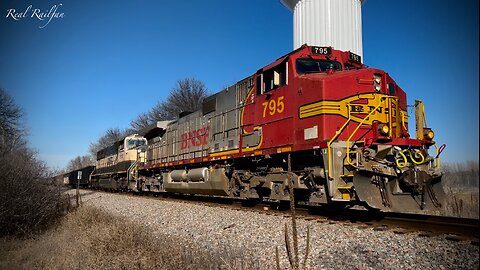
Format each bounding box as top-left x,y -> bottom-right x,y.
442,161 -> 479,192
65,78 -> 208,172
0,89 -> 68,236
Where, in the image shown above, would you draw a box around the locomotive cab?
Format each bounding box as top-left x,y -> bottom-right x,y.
91,134 -> 147,190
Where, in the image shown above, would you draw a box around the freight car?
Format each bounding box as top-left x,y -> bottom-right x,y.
92,45 -> 446,213
65,166 -> 95,188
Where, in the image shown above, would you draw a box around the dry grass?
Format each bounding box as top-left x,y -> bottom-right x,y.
442,161 -> 479,219
443,192 -> 479,219
0,206 -> 259,270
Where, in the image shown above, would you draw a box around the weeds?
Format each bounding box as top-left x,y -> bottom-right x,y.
277,154 -> 311,270
444,193 -> 479,218
443,161 -> 479,193
0,206 -> 259,269
442,161 -> 479,218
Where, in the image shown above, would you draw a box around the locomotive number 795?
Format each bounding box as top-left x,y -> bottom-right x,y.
262,96 -> 285,118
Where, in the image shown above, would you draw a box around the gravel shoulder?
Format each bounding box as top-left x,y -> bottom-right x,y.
75,190 -> 479,269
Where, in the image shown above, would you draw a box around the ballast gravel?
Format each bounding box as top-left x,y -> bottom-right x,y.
77,190 -> 478,269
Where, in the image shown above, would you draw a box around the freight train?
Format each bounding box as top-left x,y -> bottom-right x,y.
83,45 -> 445,213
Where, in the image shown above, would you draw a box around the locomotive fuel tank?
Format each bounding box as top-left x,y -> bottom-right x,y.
164,168 -> 231,196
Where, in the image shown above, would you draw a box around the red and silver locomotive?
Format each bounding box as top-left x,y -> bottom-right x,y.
91,45 -> 445,213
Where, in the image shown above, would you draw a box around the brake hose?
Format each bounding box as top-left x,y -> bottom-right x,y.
409,149 -> 425,165
396,150 -> 408,169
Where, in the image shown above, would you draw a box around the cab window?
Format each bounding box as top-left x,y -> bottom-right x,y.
257,61 -> 288,95
127,139 -> 146,150
388,83 -> 396,95
296,58 -> 342,74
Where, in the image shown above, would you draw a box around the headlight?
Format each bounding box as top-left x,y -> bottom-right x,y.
374,74 -> 382,92
378,124 -> 389,136
424,129 -> 434,140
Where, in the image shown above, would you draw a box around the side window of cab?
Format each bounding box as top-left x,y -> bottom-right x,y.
256,61 -> 288,95
388,82 -> 396,96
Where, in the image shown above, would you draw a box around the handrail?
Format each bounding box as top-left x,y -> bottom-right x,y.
387,97 -> 393,137
127,160 -> 137,181
326,94 -> 401,179
394,98 -> 401,138
345,96 -> 390,166
401,111 -> 408,133
415,100 -> 428,140
326,107 -> 352,180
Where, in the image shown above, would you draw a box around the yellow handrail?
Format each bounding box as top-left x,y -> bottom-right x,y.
394,98 -> 401,138
327,94 -> 402,179
326,107 -> 352,180
387,97 -> 392,137
345,96 -> 389,166
415,100 -> 428,140
401,111 -> 408,133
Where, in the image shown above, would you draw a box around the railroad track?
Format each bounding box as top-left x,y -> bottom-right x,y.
236,204 -> 479,245
77,188 -> 479,245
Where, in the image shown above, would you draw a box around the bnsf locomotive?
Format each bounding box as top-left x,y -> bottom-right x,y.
89,45 -> 445,213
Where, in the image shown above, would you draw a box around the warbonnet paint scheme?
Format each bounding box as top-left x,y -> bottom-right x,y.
90,45 -> 445,213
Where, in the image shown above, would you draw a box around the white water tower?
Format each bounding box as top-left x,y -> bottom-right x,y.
280,0 -> 364,59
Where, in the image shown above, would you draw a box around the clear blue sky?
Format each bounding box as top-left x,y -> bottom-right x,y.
0,0 -> 478,169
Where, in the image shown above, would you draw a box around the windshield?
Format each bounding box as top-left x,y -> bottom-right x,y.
296,58 -> 342,74
127,139 -> 146,150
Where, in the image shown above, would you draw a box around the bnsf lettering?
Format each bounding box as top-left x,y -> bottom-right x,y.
181,126 -> 210,149
349,104 -> 387,114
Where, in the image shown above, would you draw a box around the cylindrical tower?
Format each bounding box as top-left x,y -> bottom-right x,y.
280,0 -> 363,59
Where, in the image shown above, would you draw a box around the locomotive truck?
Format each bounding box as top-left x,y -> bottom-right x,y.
90,45 -> 445,213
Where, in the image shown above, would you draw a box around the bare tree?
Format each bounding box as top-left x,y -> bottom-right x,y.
66,155 -> 94,172
0,89 -> 26,153
130,112 -> 152,131
160,78 -> 208,119
129,78 -> 208,131
88,127 -> 131,158
0,89 -> 68,236
443,161 -> 479,192
148,101 -> 170,122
